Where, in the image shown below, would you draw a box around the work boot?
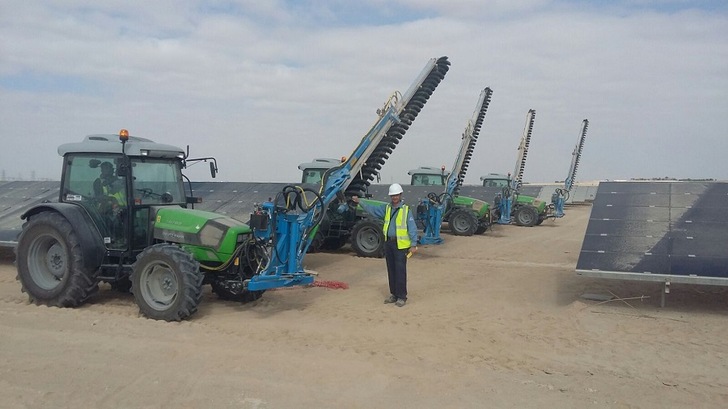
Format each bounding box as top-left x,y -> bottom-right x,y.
395,299 -> 406,307
384,295 -> 397,304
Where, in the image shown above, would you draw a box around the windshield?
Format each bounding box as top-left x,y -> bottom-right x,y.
131,158 -> 185,205
411,174 -> 444,186
483,178 -> 509,188
302,168 -> 326,184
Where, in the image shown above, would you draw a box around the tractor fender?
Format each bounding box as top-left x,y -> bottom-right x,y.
21,203 -> 105,270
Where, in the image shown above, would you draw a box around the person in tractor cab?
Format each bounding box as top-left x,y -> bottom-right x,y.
94,162 -> 126,207
93,161 -> 127,244
351,183 -> 418,307
94,161 -> 115,194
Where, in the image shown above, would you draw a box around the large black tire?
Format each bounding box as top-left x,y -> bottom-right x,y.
448,208 -> 478,236
514,205 -> 538,227
132,244 -> 203,321
475,223 -> 488,235
15,212 -> 99,307
351,219 -> 384,258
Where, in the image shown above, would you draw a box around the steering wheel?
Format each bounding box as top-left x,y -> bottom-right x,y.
136,188 -> 174,203
136,188 -> 156,198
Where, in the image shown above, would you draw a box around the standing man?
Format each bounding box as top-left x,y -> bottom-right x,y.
351,183 -> 418,307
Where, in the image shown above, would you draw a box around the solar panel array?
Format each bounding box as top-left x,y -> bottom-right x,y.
576,181 -> 728,284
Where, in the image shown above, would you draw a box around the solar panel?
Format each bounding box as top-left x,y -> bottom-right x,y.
0,181 -> 59,231
576,181 -> 728,305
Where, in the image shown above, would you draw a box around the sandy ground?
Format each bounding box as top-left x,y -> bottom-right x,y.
1,204 -> 727,409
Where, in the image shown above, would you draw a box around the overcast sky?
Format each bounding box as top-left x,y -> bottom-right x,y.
1,0 -> 726,185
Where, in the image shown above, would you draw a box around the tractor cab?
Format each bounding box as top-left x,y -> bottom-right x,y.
408,166 -> 448,186
58,132 -> 189,251
480,173 -> 511,188
298,158 -> 344,184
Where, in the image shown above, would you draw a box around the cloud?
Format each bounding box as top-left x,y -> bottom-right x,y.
0,1 -> 726,185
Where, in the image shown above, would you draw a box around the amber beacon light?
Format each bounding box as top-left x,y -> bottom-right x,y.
119,129 -> 129,142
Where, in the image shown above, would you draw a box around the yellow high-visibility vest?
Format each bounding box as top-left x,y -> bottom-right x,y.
383,205 -> 411,250
102,183 -> 126,207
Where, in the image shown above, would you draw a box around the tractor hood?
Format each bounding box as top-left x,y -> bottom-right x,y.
355,197 -> 387,214
452,196 -> 490,217
516,195 -> 547,212
153,207 -> 252,255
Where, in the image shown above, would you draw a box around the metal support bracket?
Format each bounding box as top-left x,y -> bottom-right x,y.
661,281 -> 671,308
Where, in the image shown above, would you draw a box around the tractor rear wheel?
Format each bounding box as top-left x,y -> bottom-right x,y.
132,244 -> 203,321
351,219 -> 384,258
514,205 -> 538,227
16,212 -> 99,307
448,208 -> 478,236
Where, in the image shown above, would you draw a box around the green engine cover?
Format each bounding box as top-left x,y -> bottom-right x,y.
153,207 -> 252,263
515,195 -> 547,213
452,196 -> 491,219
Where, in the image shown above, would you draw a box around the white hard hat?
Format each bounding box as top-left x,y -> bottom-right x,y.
388,183 -> 404,195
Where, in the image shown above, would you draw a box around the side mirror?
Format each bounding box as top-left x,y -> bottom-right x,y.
209,162 -> 217,179
117,163 -> 128,177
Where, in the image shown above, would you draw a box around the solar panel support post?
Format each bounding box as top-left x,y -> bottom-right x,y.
661,281 -> 670,308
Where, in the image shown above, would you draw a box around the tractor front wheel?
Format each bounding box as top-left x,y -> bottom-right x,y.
16,212 -> 99,307
448,208 -> 478,236
514,205 -> 538,227
351,219 -> 384,258
132,244 -> 203,321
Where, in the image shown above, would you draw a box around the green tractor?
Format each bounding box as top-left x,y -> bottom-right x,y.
482,115 -> 589,226
298,158 -> 389,257
480,173 -> 548,226
482,109 -> 549,227
407,86 -> 495,240
407,166 -> 491,236
293,57 -> 454,259
15,130 -> 271,321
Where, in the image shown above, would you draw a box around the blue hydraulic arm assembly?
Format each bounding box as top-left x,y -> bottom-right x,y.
245,57 -> 451,291
418,87 -> 493,245
495,109 -> 536,224
551,119 -> 589,218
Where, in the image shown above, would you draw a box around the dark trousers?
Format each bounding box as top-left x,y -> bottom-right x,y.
384,239 -> 408,300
